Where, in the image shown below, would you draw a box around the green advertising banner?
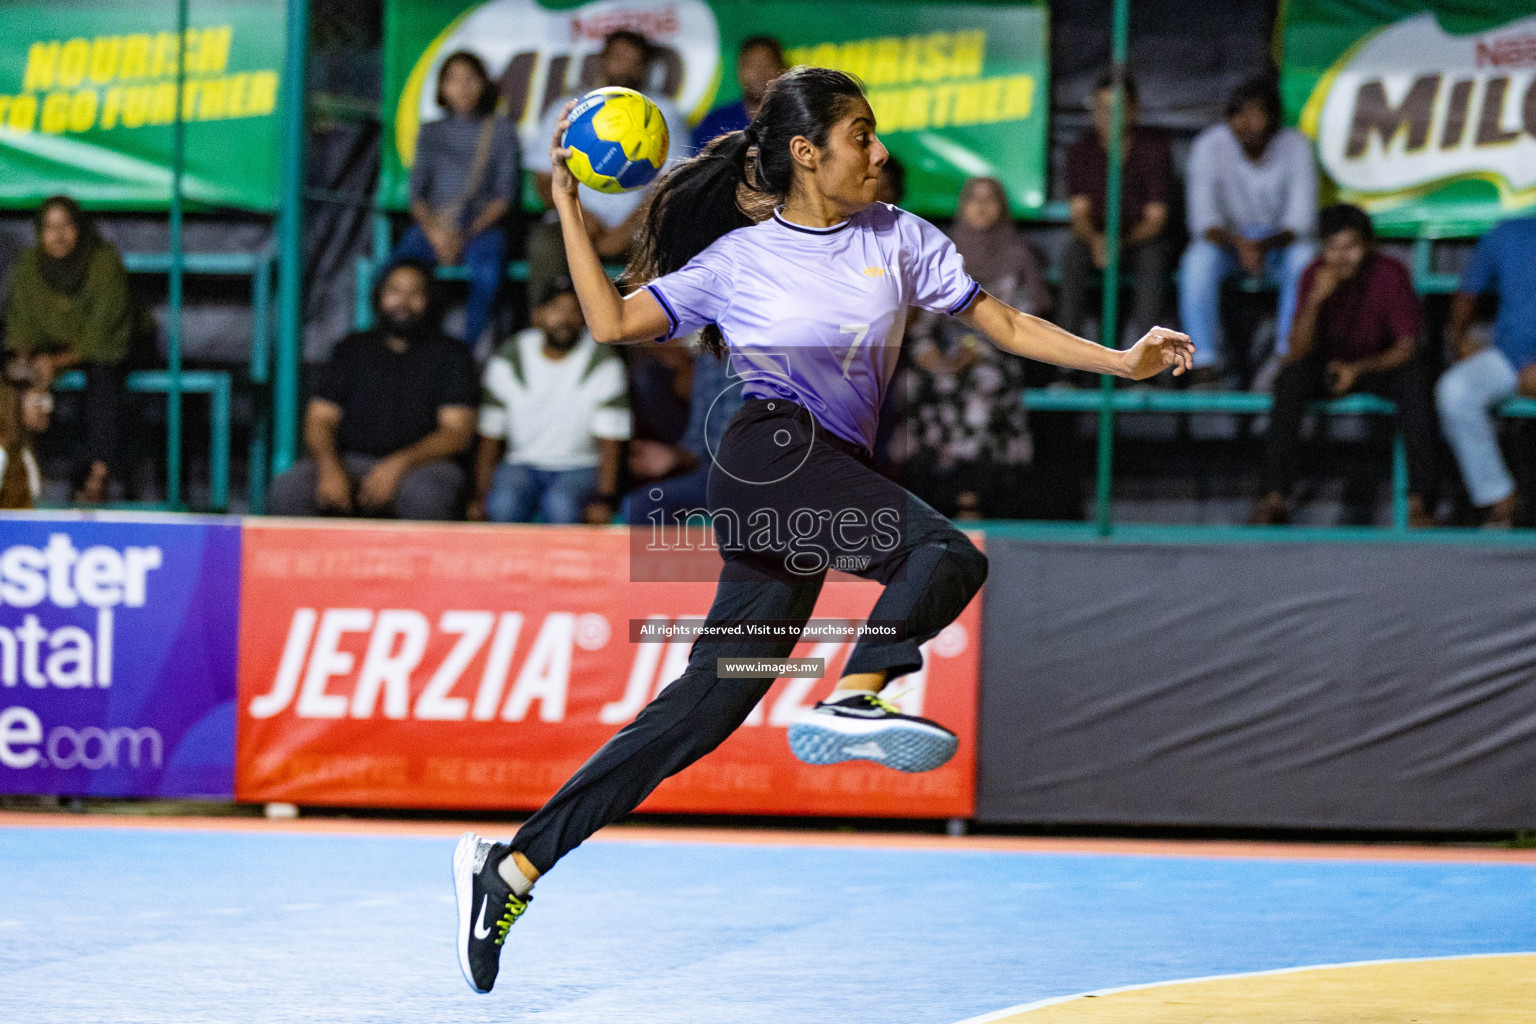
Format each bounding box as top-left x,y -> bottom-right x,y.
1281,0 -> 1536,234
382,0 -> 1048,218
0,0 -> 287,211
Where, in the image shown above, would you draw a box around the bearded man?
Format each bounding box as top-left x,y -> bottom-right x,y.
469,277 -> 629,525
266,259 -> 478,519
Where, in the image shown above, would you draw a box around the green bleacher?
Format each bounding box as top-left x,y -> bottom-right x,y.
51,247 -> 278,514
350,208 -> 1515,530
1022,386 -> 1536,529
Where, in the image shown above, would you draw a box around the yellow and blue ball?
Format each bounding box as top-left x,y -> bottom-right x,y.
562,87 -> 670,194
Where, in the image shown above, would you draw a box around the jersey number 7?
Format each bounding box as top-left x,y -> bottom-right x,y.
838,324 -> 870,380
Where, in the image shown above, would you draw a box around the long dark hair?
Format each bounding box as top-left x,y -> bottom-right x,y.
436,51 -> 497,117
1225,75 -> 1281,127
628,66 -> 867,356
1319,202 -> 1374,244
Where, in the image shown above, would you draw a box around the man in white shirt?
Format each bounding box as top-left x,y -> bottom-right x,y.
1179,76 -> 1319,384
471,279 -> 630,524
526,29 -> 693,311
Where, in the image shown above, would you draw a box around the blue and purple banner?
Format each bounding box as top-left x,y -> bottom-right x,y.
0,514 -> 241,798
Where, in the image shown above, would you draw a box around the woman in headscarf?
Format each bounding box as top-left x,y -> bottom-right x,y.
903,176 -> 1049,518
3,194 -> 132,503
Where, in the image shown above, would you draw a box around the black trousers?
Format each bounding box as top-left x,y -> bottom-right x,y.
511,399 -> 988,873
1058,236 -> 1171,346
1263,355 -> 1438,497
74,362 -> 124,487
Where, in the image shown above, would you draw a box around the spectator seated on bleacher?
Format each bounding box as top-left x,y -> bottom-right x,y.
619,338 -> 747,528
1060,72 -> 1173,348
620,337 -> 700,511
267,259 -> 477,520
0,361 -> 49,509
1251,205 -> 1436,527
469,278 -> 629,525
1179,77 -> 1318,386
393,50 -> 521,352
1435,214 -> 1536,529
529,30 -> 692,312
2,195 -> 140,505
905,176 -> 1042,518
694,35 -> 785,145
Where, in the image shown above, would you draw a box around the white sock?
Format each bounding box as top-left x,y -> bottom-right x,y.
824,686 -> 878,705
496,852 -> 535,897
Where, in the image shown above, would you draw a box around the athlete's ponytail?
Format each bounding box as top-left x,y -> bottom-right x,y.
628,67 -> 867,356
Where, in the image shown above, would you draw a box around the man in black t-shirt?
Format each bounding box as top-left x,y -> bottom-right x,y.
267,260 -> 478,519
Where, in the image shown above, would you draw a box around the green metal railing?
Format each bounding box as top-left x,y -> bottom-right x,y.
137,0 -> 302,511
352,234 -> 623,332
1060,0 -> 1519,539
272,0 -> 311,478
1092,0 -> 1132,537
116,249 -> 275,512
55,369 -> 232,511
1023,387 -> 1536,533
50,0 -> 300,514
166,0 -> 187,509
343,0 -> 1510,543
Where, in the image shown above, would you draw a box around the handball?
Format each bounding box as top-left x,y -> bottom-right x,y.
561,87 -> 670,194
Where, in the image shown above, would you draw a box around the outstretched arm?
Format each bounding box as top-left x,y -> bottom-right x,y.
547,101 -> 671,345
956,290 -> 1193,380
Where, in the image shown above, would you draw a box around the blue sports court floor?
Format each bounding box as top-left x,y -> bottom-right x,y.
2,816 -> 1533,1023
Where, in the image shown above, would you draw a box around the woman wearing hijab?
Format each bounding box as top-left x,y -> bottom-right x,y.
904,177 -> 1049,518
3,194 -> 132,504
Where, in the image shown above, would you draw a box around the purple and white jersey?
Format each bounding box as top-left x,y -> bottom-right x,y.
645,202 -> 980,451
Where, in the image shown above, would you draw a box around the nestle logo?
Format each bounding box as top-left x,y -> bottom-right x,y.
569,6 -> 679,43
1475,33 -> 1536,69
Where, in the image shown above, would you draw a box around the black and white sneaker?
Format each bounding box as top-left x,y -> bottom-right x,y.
787,692 -> 959,773
452,831 -> 531,994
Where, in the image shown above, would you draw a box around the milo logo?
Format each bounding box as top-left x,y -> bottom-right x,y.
395,0 -> 720,169
1306,12 -> 1536,199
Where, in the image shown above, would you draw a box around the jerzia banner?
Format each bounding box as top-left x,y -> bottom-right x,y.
1283,0 -> 1536,231
0,513 -> 979,814
0,515 -> 241,798
235,521 -> 980,817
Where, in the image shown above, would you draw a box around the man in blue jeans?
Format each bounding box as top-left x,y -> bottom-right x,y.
1436,215 -> 1536,528
470,280 -> 630,525
1179,77 -> 1318,385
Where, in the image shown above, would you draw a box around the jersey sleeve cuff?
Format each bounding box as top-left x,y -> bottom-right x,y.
946,279 -> 981,316
645,283 -> 681,342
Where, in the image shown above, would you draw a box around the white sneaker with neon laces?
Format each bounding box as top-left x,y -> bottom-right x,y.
786,692 -> 958,773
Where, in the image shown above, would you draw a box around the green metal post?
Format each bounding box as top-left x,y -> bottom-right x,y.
248,250 -> 274,513
1391,432 -> 1409,530
373,211 -> 393,264
273,0 -> 311,476
1092,0 -> 1132,537
167,0 -> 189,509
210,372 -> 231,511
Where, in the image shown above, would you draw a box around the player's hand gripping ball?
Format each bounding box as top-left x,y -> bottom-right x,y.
562,87 -> 670,194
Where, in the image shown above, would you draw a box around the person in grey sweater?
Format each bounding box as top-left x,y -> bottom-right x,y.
392,50 -> 521,349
